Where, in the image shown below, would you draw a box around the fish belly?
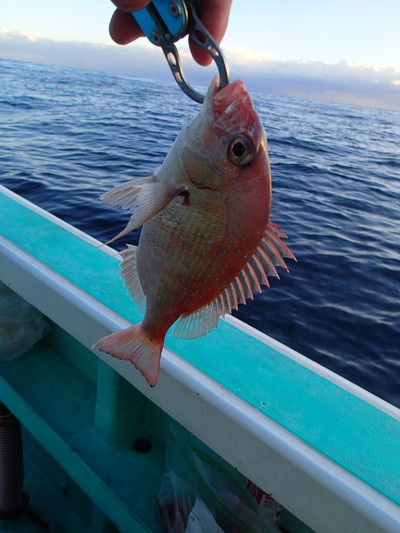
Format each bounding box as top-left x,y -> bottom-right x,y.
137,189 -> 267,329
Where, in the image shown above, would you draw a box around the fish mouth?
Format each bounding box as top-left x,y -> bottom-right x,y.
208,77 -> 251,115
206,76 -> 259,136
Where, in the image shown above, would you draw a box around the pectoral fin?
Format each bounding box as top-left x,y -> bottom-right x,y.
102,176 -> 183,243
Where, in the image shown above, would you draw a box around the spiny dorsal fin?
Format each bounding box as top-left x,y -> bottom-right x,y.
172,221 -> 295,340
264,223 -> 296,261
120,244 -> 146,310
102,176 -> 183,244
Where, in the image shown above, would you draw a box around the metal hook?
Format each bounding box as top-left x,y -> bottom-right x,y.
131,0 -> 230,103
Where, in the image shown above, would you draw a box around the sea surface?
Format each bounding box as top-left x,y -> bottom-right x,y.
1,58 -> 399,407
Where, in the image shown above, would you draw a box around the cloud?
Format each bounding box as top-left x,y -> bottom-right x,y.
0,29 -> 167,77
1,29 -> 399,111
225,49 -> 400,111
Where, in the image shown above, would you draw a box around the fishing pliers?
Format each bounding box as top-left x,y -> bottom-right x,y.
131,0 -> 230,103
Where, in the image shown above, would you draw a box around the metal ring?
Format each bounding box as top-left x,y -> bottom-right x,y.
162,8 -> 229,103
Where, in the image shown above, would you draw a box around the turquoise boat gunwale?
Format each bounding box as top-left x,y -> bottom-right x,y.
0,185 -> 399,533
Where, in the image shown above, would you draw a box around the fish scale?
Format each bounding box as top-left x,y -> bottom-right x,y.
139,192 -> 227,315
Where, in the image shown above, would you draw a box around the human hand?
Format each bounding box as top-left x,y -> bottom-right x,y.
109,0 -> 232,66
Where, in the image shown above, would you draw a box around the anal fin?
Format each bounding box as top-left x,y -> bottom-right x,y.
173,301 -> 220,339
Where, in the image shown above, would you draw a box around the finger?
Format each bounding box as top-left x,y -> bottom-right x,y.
111,0 -> 149,12
109,9 -> 145,44
189,0 -> 232,66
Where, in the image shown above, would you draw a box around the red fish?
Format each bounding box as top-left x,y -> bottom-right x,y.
93,77 -> 295,386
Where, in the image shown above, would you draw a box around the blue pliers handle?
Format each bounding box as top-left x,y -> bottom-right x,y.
131,0 -> 230,103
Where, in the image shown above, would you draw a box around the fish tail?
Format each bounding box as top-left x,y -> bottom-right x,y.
92,324 -> 163,387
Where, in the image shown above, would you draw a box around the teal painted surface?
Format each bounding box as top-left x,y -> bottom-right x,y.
0,327 -> 165,533
1,190 -> 400,506
0,326 -> 310,533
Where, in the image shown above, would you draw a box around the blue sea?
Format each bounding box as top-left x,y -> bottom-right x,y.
1,58 -> 399,407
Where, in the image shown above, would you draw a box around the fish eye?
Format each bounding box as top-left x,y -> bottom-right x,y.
228,134 -> 256,166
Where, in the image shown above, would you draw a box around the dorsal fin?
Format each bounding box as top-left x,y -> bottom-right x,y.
232,277 -> 247,306
172,221 -> 295,340
238,270 -> 253,300
120,245 -> 146,311
263,223 -> 296,261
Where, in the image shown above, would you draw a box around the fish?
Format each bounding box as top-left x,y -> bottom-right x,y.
93,76 -> 295,387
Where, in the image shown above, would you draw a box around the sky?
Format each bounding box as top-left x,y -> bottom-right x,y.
1,0 -> 400,111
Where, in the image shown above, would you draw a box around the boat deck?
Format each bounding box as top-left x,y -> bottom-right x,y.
0,185 -> 399,533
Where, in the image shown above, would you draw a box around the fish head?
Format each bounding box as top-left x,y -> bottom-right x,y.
208,76 -> 265,148
182,76 -> 271,202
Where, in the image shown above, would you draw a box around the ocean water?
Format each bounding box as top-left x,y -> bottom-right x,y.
1,58 -> 399,407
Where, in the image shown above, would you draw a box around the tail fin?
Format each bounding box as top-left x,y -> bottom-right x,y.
92,324 -> 163,387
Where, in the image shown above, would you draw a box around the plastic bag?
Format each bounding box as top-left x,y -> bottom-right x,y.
158,424 -> 282,533
244,480 -> 283,528
0,282 -> 49,362
185,497 -> 224,533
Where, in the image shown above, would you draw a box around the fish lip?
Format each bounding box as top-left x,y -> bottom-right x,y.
206,78 -> 264,152
207,77 -> 261,136
208,77 -> 247,114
